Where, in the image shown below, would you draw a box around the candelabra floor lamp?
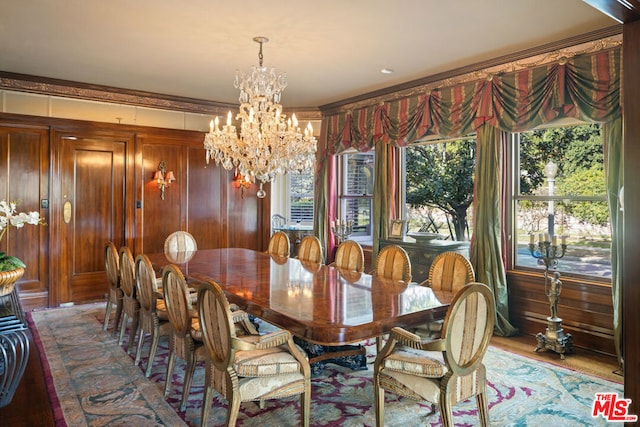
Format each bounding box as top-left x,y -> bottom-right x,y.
529,234 -> 573,359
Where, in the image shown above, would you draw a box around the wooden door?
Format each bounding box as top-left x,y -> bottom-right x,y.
53,134 -> 128,305
0,125 -> 49,309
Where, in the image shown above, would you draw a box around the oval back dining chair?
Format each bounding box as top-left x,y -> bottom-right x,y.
426,251 -> 475,293
102,241 -> 123,333
374,283 -> 496,427
197,279 -> 311,427
331,240 -> 364,272
118,246 -> 139,352
371,244 -> 412,351
372,244 -> 412,282
416,251 -> 475,338
134,254 -> 171,377
162,263 -> 206,412
164,231 -> 197,254
268,231 -> 290,258
297,235 -> 323,264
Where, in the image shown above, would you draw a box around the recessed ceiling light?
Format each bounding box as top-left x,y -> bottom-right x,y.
381,68 -> 394,74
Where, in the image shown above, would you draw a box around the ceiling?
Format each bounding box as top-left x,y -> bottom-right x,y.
0,1 -> 616,110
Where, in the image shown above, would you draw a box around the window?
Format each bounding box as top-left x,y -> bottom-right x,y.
510,123 -> 611,279
338,151 -> 374,241
404,137 -> 476,241
289,171 -> 314,223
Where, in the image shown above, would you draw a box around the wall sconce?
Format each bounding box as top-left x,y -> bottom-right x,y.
152,160 -> 175,200
232,170 -> 252,198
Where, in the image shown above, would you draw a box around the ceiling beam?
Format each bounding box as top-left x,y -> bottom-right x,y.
582,0 -> 640,23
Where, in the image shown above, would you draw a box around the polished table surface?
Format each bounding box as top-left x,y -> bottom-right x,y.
147,248 -> 452,346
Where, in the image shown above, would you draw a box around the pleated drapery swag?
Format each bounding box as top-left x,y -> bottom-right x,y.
314,46 -> 622,345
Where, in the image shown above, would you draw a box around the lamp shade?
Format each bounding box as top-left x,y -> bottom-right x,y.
165,171 -> 176,182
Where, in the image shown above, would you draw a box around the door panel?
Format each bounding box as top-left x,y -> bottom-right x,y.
59,137 -> 126,304
0,126 -> 49,307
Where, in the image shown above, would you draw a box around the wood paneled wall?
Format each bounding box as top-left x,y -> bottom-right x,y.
0,112 -> 271,310
507,271 -> 615,356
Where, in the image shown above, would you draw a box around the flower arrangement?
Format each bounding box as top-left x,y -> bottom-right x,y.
0,200 -> 46,271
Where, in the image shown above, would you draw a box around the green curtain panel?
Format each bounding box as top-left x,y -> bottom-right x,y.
320,46 -> 621,341
472,126 -> 518,335
372,141 -> 398,258
314,120 -> 338,261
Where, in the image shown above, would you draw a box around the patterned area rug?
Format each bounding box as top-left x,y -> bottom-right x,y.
30,303 -> 623,426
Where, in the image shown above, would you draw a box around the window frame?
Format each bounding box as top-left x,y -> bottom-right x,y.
402,136 -> 476,241
337,149 -> 375,243
287,170 -> 315,224
506,125 -> 611,283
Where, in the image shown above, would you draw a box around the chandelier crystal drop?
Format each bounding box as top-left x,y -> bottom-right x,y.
204,36 -> 317,198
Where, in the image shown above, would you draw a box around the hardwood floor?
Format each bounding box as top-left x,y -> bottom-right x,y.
0,329 -> 621,426
491,334 -> 622,383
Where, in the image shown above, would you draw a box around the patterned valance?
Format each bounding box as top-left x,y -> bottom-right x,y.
323,46 -> 621,154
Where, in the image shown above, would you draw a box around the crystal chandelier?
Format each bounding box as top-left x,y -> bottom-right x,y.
204,36 -> 317,198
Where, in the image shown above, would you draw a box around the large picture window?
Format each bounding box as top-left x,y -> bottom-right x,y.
339,151 -> 374,241
404,137 -> 476,241
511,123 -> 611,279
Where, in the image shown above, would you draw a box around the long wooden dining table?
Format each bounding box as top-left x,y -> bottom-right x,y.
147,248 -> 453,371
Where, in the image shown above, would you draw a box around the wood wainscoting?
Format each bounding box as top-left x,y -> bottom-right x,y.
507,270 -> 615,357
0,112 -> 271,311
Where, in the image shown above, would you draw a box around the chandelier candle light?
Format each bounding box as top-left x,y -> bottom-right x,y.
529,232 -> 573,359
204,36 -> 317,198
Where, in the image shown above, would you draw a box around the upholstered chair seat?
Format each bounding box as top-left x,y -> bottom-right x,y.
381,342 -> 447,378
232,332 -> 306,377
155,299 -> 169,320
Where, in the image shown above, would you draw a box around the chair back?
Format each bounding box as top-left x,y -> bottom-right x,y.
333,240 -> 364,272
428,252 -> 474,293
197,280 -> 235,371
374,245 -> 412,282
297,235 -> 323,264
162,264 -> 192,336
164,231 -> 197,254
271,214 -> 286,229
119,247 -> 136,299
105,241 -> 119,289
135,254 -> 158,313
268,231 -> 290,257
442,282 -> 495,375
